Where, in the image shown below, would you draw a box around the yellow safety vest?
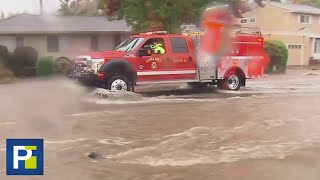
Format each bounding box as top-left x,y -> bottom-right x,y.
153,44 -> 166,54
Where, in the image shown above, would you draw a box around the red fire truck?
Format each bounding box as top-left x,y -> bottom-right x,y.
70,28 -> 267,91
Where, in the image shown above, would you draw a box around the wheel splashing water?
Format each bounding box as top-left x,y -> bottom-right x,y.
88,88 -> 144,103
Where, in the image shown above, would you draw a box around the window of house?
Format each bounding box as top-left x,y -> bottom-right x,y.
249,17 -> 256,23
240,18 -> 248,24
170,37 -> 189,53
288,45 -> 302,49
91,35 -> 98,51
314,38 -> 320,53
114,34 -> 122,48
16,36 -> 24,47
47,36 -> 59,52
299,15 -> 311,23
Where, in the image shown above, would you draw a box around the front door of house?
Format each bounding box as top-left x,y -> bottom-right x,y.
313,38 -> 320,60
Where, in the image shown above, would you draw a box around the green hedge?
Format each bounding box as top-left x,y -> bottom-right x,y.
0,46 -> 14,82
0,45 -> 9,68
0,62 -> 14,83
264,40 -> 288,73
0,45 -> 9,59
37,56 -> 54,76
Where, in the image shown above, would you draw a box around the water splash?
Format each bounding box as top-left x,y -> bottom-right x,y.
0,77 -> 87,138
89,88 -> 144,101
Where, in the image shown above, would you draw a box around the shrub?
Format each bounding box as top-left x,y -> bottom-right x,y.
0,54 -> 15,83
0,65 -> 14,83
37,56 -> 54,76
264,40 -> 288,73
54,57 -> 73,75
0,45 -> 9,67
9,46 -> 39,77
0,45 -> 9,59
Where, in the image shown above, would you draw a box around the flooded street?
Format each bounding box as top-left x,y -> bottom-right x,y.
1,68 -> 320,180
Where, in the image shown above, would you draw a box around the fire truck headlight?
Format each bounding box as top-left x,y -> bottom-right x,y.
91,58 -> 105,73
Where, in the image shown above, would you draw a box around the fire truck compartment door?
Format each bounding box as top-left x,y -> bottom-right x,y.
197,52 -> 217,81
247,57 -> 263,76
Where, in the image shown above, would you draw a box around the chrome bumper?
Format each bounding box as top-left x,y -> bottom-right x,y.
68,70 -> 102,87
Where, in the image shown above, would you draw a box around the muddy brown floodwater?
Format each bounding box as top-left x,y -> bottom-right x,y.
0,67 -> 320,180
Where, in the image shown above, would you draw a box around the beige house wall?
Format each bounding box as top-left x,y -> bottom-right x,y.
287,13 -> 320,32
240,5 -> 292,30
242,4 -> 320,32
0,33 -> 129,62
0,36 -> 15,50
240,3 -> 320,66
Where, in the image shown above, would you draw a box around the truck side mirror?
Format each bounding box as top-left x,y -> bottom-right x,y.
138,48 -> 152,56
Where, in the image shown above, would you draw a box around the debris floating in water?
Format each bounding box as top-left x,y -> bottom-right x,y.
88,152 -> 104,160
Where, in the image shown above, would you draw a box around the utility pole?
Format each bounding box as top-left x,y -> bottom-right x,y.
39,0 -> 43,15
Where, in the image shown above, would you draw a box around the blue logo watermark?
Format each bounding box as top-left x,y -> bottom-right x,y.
6,139 -> 44,175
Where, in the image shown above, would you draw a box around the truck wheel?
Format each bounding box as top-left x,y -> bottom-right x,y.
107,75 -> 131,92
187,82 -> 208,89
224,71 -> 241,91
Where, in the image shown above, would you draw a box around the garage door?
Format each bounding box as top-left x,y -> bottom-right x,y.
287,44 -> 303,66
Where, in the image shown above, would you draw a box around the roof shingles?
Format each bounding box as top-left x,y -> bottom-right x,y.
0,14 -> 131,34
270,2 -> 320,15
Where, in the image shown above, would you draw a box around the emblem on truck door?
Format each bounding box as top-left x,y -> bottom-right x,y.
151,62 -> 158,69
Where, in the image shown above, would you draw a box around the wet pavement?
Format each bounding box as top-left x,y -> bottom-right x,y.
0,67 -> 320,180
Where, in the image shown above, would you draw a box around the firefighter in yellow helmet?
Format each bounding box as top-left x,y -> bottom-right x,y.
151,41 -> 166,54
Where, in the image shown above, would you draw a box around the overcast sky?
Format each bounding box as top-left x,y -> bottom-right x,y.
0,0 -> 60,16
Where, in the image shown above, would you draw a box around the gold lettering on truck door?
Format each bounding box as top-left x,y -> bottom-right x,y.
173,58 -> 187,63
146,57 -> 161,63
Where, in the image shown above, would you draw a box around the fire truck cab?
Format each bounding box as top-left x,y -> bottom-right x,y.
70,29 -> 266,91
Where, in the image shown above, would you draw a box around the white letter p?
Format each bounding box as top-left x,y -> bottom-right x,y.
13,146 -> 32,169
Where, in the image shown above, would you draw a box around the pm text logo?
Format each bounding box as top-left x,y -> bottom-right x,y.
6,139 -> 44,175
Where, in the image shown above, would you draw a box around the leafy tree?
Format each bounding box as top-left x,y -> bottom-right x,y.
58,0 -> 102,16
57,0 -> 265,32
291,0 -> 320,7
99,0 -> 265,33
58,0 -> 72,15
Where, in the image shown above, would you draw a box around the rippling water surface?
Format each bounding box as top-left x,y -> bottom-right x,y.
0,68 -> 320,180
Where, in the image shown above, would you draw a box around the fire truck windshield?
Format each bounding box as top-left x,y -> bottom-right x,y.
114,37 -> 145,52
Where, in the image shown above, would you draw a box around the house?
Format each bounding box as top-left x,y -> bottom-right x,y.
0,13 -> 131,63
239,1 -> 320,66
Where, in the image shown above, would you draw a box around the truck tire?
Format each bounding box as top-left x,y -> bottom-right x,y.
187,82 -> 208,89
219,71 -> 242,91
106,75 -> 132,92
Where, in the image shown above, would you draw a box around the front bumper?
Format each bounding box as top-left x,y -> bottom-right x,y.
68,70 -> 102,87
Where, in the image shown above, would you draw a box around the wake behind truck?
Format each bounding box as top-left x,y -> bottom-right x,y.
70,28 -> 268,91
